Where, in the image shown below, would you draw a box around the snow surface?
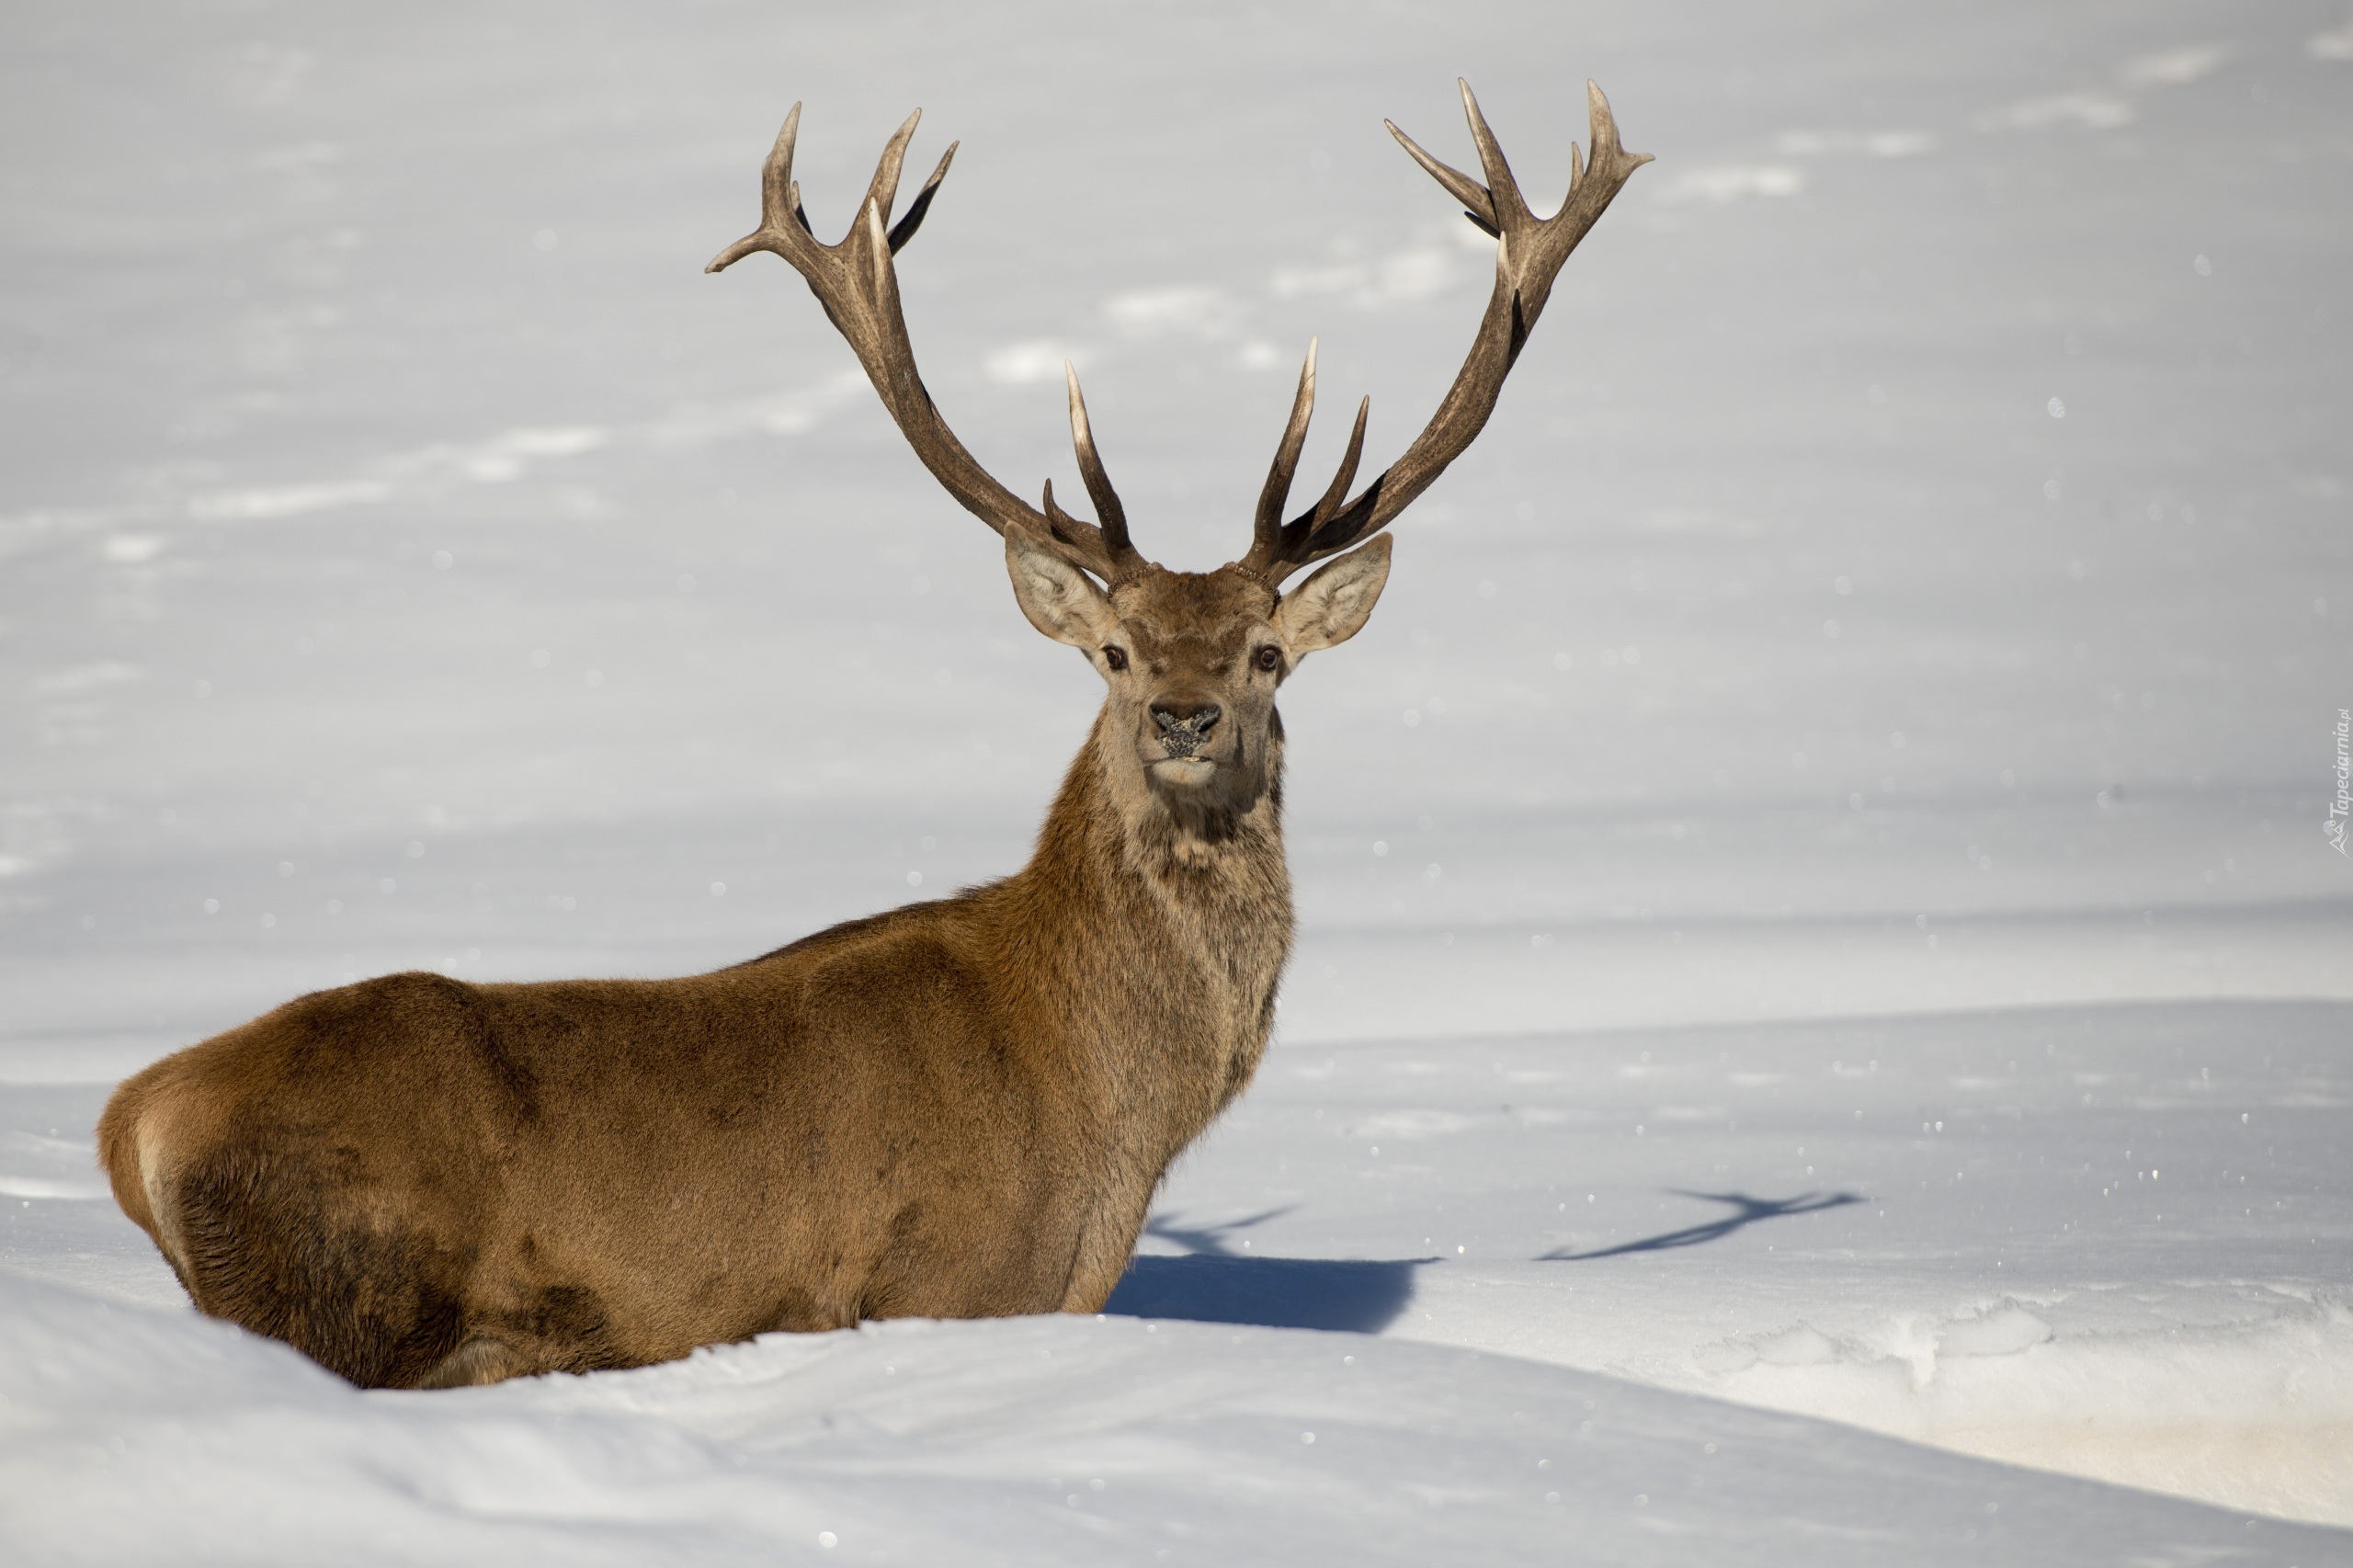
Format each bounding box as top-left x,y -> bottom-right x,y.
4,0 -> 2351,1561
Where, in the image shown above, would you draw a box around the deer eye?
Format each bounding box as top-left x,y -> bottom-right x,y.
1253,645 -> 1282,673
1102,645 -> 1129,671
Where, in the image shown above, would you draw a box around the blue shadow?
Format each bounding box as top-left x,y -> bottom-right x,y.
1539,1189 -> 1864,1261
1104,1209 -> 1433,1334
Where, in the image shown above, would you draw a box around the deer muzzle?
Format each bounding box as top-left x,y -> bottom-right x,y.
1150,701 -> 1222,760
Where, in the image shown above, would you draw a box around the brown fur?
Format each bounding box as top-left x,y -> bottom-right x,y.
97,557 -> 1384,1388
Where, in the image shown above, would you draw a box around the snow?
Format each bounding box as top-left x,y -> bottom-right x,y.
12,1270 -> 2345,1568
4,0 -> 2349,1561
1154,1001 -> 2353,1523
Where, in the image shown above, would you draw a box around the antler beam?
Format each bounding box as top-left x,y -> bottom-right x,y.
1233,80 -> 1650,585
708,107 -> 1139,583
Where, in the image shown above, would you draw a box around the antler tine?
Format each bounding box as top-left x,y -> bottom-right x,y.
1237,340 -> 1319,576
764,103 -> 803,231
1385,119 -> 1498,236
1575,81 -> 1652,197
706,104 -> 811,273
1303,396 -> 1369,530
1267,393 -> 1370,562
1456,80 -> 1530,228
888,142 -> 958,254
862,108 -> 924,231
1586,79 -> 1653,177
1063,362 -> 1144,576
1039,478 -> 1110,557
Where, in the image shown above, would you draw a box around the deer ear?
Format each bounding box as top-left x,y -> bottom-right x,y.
1277,534 -> 1392,655
1006,522 -> 1119,651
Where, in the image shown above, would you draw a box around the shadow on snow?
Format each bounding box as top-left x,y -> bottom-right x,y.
1107,1188 -> 1866,1330
1105,1208 -> 1434,1334
1539,1189 -> 1864,1261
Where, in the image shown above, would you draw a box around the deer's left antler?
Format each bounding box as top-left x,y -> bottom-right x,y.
1233,80 -> 1651,585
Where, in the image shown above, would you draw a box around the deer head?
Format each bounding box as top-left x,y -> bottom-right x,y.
707,84 -> 1650,820
999,482 -> 1392,821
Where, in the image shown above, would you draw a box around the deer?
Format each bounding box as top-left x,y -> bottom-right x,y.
97,81 -> 1648,1389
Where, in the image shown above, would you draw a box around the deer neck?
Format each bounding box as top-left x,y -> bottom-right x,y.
1014,707 -> 1293,1120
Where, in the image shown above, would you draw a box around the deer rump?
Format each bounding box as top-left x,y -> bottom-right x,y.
99,901 -> 1158,1390
95,81 -> 1645,1388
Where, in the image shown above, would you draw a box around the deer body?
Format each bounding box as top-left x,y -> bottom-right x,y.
102,696 -> 1290,1386
99,82 -> 1645,1387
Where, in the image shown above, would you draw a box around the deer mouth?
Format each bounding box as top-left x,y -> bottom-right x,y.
1150,756 -> 1218,787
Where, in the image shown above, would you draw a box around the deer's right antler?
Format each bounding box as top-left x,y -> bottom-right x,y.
707,106 -> 1146,585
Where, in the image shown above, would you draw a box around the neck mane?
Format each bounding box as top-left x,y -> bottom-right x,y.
995,706 -> 1294,1135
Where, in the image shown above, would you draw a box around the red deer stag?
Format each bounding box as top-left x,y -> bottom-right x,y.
98,82 -> 1648,1387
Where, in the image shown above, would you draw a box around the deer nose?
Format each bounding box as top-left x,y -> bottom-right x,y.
1151,699 -> 1221,736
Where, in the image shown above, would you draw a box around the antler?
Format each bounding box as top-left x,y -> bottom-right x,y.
1233,80 -> 1650,585
708,106 -> 1144,584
